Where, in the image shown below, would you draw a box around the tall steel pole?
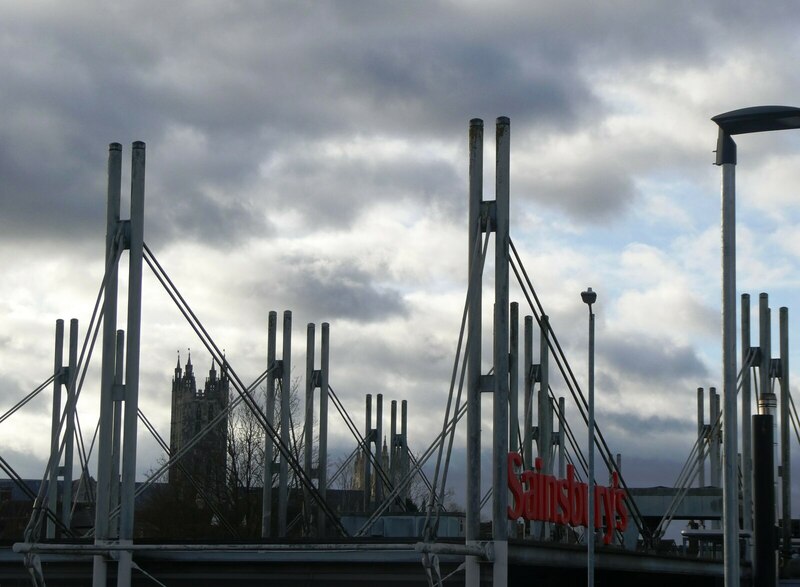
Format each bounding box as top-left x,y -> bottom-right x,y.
465,118 -> 483,587
304,323 -> 315,531
696,388 -> 705,488
509,302 -> 519,453
93,143 -> 121,587
118,141 -> 146,587
262,311 -> 277,537
318,322 -> 330,536
492,116 -> 510,587
581,288 -> 597,587
719,132 -> 740,586
278,310 -> 292,536
47,319 -> 64,540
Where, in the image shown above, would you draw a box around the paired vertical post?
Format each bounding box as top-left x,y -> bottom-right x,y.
118,141 -> 146,587
304,324 -> 316,528
741,295 -> 753,532
375,394 -> 384,505
61,319 -> 78,531
93,143 -> 121,587
523,316 -> 533,467
492,116 -> 510,586
400,400 -> 408,505
262,311 -> 277,537
278,311 -> 292,536
509,303 -> 519,452
696,388 -> 705,488
710,388 -> 720,490
318,322 -> 330,536
364,394 -> 373,511
47,319 -> 64,540
465,118 -> 483,587
538,315 -> 551,473
390,400 -> 398,509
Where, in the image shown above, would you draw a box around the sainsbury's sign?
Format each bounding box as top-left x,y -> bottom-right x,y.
507,452 -> 628,544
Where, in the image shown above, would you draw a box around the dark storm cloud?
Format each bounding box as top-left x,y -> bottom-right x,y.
261,255 -> 408,323
600,332 -> 707,382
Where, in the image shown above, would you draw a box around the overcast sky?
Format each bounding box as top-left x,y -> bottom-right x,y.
3,1 -> 800,517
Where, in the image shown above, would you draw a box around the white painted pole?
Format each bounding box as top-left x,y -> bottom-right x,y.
118,141 -> 146,587
93,142 -> 121,587
492,116 -> 510,587
465,118 -> 483,587
262,311 -> 277,537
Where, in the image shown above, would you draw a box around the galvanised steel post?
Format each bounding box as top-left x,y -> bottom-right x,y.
118,141 -> 146,587
304,323 -> 315,530
510,302 -> 519,453
278,310 -> 292,536
696,388 -> 705,488
719,132 -> 740,587
93,143 -> 121,587
262,311 -> 277,537
581,288 -> 597,587
62,318 -> 78,531
47,319 -> 64,540
492,116 -> 510,586
465,118 -> 483,587
741,294 -> 753,536
318,322 -> 330,536
779,307 -> 790,560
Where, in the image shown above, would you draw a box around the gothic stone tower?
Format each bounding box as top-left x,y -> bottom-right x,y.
169,353 -> 229,498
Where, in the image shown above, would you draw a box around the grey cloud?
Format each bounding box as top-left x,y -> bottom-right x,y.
600,333 -> 707,382
258,255 -> 408,323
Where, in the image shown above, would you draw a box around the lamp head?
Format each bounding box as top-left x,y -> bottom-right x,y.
581,287 -> 597,307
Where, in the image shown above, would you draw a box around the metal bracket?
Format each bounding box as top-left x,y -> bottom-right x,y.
771,358 -> 782,378
530,364 -> 541,383
311,369 -> 322,389
750,346 -> 762,364
480,200 -> 496,233
531,426 -> 539,441
479,374 -> 495,393
112,383 -> 126,402
274,359 -> 284,378
121,220 -> 132,250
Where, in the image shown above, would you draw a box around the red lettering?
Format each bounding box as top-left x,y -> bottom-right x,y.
556,478 -> 569,524
602,483 -> 615,544
522,471 -> 537,519
507,452 -> 524,520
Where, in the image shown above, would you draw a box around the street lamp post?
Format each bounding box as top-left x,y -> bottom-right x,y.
712,105 -> 800,587
581,287 -> 597,587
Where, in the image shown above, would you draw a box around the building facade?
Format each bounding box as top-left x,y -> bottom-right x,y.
169,353 -> 229,498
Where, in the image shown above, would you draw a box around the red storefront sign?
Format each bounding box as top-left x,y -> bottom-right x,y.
507,452 -> 628,544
